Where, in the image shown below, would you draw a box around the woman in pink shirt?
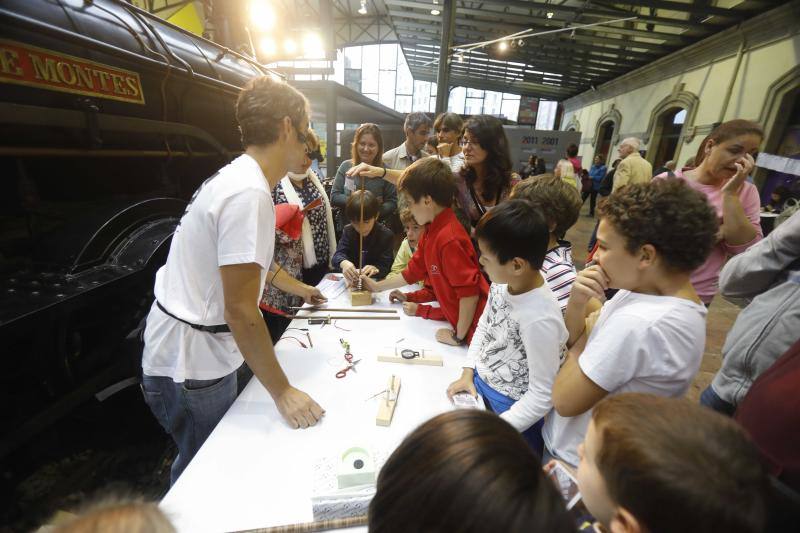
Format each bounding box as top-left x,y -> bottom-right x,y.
656,119 -> 763,305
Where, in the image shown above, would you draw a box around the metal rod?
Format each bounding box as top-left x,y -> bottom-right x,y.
284,315 -> 401,320
289,307 -> 397,313
232,514 -> 368,533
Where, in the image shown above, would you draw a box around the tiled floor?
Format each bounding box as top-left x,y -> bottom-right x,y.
564,204 -> 739,402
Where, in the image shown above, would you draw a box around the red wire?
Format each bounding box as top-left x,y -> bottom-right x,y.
279,336 -> 308,349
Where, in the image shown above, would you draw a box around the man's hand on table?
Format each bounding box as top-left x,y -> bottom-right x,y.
446,368 -> 477,399
361,264 -> 379,278
389,289 -> 407,303
275,386 -> 325,429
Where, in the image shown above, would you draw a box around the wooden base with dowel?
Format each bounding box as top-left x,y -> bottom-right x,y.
376,375 -> 401,426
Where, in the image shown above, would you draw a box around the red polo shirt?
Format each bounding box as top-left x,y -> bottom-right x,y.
402,208 -> 488,342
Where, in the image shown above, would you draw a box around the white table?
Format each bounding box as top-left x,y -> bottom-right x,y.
160,283 -> 471,533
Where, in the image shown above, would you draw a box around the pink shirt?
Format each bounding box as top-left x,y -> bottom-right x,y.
656,171 -> 762,304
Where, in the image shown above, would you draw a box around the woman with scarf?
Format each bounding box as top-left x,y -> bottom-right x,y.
262,130 -> 337,339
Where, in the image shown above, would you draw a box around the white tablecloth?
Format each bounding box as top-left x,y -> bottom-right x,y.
160,283 -> 471,532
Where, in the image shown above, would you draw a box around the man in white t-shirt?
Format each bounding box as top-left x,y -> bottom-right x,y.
141,76 -> 327,484
543,179 -> 719,466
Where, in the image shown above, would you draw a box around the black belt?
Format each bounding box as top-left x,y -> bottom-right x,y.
156,301 -> 231,333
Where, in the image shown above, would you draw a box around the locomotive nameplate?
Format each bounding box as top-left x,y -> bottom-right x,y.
0,39 -> 145,105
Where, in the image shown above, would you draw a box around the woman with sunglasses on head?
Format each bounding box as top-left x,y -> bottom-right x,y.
455,115 -> 520,231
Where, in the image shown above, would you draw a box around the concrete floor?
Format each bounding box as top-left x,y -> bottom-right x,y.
564,201 -> 739,402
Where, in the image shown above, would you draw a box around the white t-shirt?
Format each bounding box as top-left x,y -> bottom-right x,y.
142,154 -> 275,382
470,282 -> 568,432
543,290 -> 707,466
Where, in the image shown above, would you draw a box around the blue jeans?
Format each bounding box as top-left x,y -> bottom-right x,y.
473,373 -> 545,458
699,384 -> 735,416
141,371 -> 238,485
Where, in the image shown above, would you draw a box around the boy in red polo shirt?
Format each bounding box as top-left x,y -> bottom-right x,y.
361,157 -> 488,345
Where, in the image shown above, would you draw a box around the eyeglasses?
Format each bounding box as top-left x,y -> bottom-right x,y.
459,139 -> 480,148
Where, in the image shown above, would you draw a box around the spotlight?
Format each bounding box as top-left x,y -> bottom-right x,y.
431,0 -> 440,15
546,11 -> 554,19
358,0 -> 367,15
259,37 -> 277,56
431,8 -> 440,15
517,39 -> 525,47
284,38 -> 297,54
302,32 -> 324,58
498,40 -> 508,51
250,0 -> 275,30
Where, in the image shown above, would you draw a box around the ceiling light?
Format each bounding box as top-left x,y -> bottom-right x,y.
259,37 -> 277,56
431,8 -> 440,15
457,53 -> 464,62
358,1 -> 367,15
284,38 -> 297,54
302,32 -> 325,58
250,1 -> 275,30
546,12 -> 554,19
498,41 -> 508,51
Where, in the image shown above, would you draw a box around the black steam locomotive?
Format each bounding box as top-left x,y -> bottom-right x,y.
0,0 -> 266,460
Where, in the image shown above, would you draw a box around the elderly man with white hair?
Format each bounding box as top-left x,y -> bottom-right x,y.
612,137 -> 653,192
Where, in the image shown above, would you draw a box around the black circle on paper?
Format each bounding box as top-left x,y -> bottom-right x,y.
354,459 -> 364,469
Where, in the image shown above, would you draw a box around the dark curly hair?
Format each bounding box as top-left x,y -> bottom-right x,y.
459,115 -> 514,205
511,174 -> 581,238
236,76 -> 309,147
598,179 -> 718,272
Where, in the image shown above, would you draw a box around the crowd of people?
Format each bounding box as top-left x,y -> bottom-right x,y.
53,75 -> 799,532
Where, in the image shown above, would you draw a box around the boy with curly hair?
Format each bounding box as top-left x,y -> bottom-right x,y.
543,179 -> 718,466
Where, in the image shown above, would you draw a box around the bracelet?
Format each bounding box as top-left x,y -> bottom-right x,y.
452,330 -> 466,345
380,166 -> 387,178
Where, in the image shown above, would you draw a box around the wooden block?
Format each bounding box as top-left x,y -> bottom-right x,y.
376,376 -> 401,426
350,289 -> 372,306
377,350 -> 443,366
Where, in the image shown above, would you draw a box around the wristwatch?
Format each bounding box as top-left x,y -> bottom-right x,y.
452,330 -> 466,345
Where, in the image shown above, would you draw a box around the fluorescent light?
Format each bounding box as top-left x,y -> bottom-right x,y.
250,1 -> 275,30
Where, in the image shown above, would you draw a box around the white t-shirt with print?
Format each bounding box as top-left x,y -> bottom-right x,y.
470,282 -> 568,432
142,154 -> 275,382
543,290 -> 707,466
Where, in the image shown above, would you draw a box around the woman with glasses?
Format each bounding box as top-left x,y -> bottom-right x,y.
456,115 -> 520,230
331,123 -> 398,231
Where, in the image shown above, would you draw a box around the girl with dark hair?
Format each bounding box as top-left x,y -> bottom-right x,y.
331,123 -> 397,230
456,115 -> 520,229
369,410 -> 575,533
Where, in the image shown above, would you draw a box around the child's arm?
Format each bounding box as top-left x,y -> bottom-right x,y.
437,294 -> 479,345
564,265 -> 608,347
436,241 -> 483,345
551,347 -> 609,418
446,288 -> 493,399
501,318 -> 563,431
